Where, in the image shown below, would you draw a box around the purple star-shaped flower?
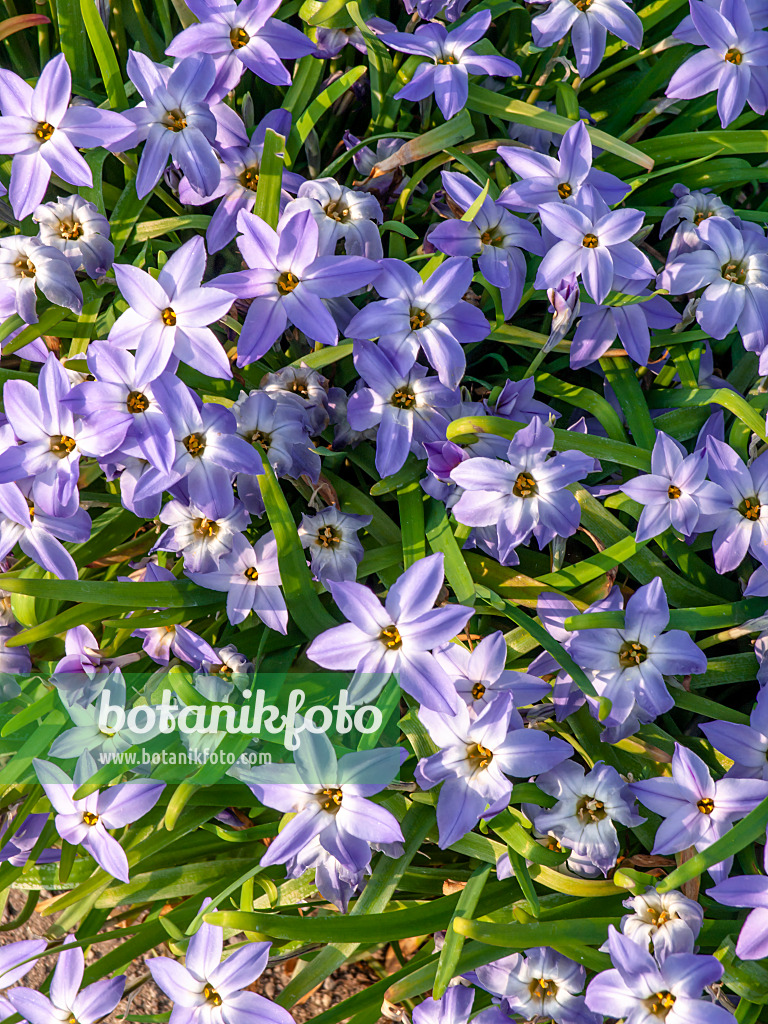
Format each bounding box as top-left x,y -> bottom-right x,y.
213,206 -> 380,365
429,171 -> 542,318
64,342 -> 177,473
569,278 -> 679,369
34,751 -> 165,882
0,54 -> 131,220
109,236 -> 235,381
630,742 -> 768,883
568,577 -> 707,730
346,339 -> 458,478
700,687 -> 768,780
535,201 -> 653,303
666,0 -> 768,127
659,216 -> 768,358
498,121 -> 630,213
188,531 -> 288,632
234,733 -> 404,876
586,926 -> 734,1024
476,947 -> 599,1024
416,696 -> 571,847
534,760 -> 644,876
306,552 -> 473,714
620,431 -> 729,542
433,630 -> 550,713
381,11 -> 520,120
166,0 -> 315,93
700,437 -> 768,573
298,506 -> 372,587
130,375 -> 263,518
123,52 -> 221,199
450,419 -> 594,563
347,257 -> 490,388
0,235 -> 82,324
10,939 -> 125,1024
530,0 -> 643,79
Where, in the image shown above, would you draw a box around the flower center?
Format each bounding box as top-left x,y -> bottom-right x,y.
576,796 -> 606,824
480,230 -> 504,246
194,517 -> 219,539
530,978 -> 557,999
243,566 -> 259,581
435,54 -> 458,64
26,499 -> 34,522
161,307 -> 177,327
165,108 -> 187,132
722,260 -> 747,284
667,485 -> 681,499
277,271 -> 299,295
619,640 -> 648,667
697,797 -> 715,814
513,471 -> 537,498
50,434 -> 77,458
325,199 -> 350,223
471,682 -> 486,700
126,390 -> 149,414
558,182 -> 573,199
204,984 -> 223,1006
183,433 -> 206,457
380,624 -> 402,650
230,26 -> 250,48
239,166 -> 259,191
725,47 -> 743,64
82,811 -> 99,826
59,220 -> 83,240
249,429 -> 272,449
409,308 -> 431,331
391,387 -> 416,409
739,496 -> 761,521
316,525 -> 341,548
582,233 -> 599,248
290,379 -> 310,398
466,742 -> 493,769
319,787 -> 343,812
693,210 -> 713,225
645,992 -> 676,1019
649,908 -> 672,926
573,0 -> 594,9
34,120 -> 55,142
14,258 -> 35,278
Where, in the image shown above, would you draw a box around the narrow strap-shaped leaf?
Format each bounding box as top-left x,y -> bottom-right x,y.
433,863 -> 492,997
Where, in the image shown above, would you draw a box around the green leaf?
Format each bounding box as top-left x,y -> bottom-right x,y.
433,863 -> 492,997
466,85 -> 653,170
133,215 -> 211,242
253,129 -> 286,231
257,455 -> 337,638
288,68 -> 367,161
0,575 -> 221,608
453,917 -> 618,946
446,415 -> 652,471
347,1 -> 394,127
565,598 -> 768,633
397,483 -> 426,569
56,0 -> 91,88
600,357 -> 656,450
647,386 -> 768,443
425,500 -> 475,605
79,0 -> 127,109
